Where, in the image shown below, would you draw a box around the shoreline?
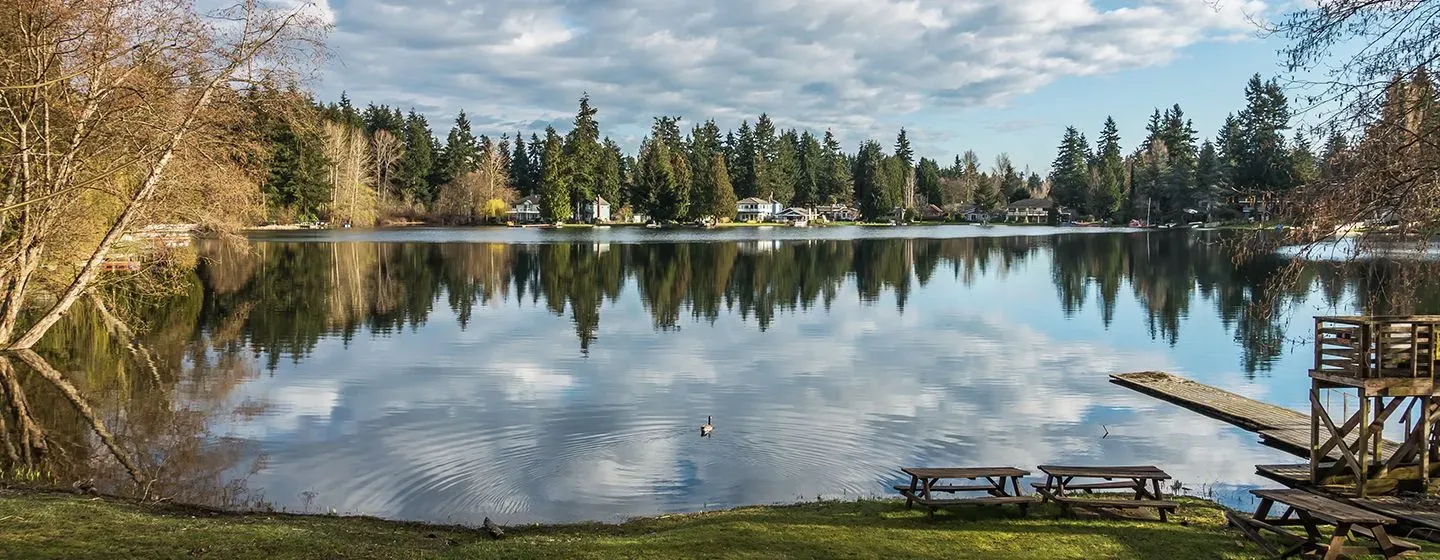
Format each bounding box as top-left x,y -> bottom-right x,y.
0,486 -> 1271,559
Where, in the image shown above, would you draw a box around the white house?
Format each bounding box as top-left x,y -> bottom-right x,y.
775,207 -> 816,224
1005,198 -> 1068,223
815,204 -> 859,221
580,196 -> 612,223
509,195 -> 543,223
737,197 -> 783,221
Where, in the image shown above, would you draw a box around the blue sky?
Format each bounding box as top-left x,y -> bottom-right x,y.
310,0 -> 1300,173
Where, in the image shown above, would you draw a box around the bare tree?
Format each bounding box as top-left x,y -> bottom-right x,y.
371,128 -> 403,204
0,0 -> 326,349
322,120 -> 375,226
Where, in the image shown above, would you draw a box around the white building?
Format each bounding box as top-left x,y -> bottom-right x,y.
580,196 -> 612,223
509,195 -> 543,223
737,197 -> 783,221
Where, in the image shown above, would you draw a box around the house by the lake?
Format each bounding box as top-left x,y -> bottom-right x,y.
580,196 -> 611,223
815,203 -> 858,222
1005,198 -> 1063,223
509,194 -> 543,223
775,207 -> 816,224
737,197 -> 783,221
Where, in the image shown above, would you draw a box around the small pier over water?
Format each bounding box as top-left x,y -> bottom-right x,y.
1113,315 -> 1440,537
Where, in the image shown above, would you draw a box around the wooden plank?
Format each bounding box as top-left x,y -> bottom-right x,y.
1031,481 -> 1137,491
1037,465 -> 1170,479
1251,489 -> 1395,524
1110,372 -> 1309,432
892,484 -> 997,493
1051,496 -> 1178,509
1353,496 -> 1440,532
899,493 -> 1037,506
1260,427 -> 1400,462
901,467 -> 1028,478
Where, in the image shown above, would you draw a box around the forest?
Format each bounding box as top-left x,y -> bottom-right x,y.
261,71 -> 1395,226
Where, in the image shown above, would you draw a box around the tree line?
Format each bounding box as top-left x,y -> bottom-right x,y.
259,90 -> 1077,224
1046,74 -> 1339,224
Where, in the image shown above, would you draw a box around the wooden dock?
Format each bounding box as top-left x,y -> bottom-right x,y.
1110,371 -> 1308,432
1110,372 -> 1399,461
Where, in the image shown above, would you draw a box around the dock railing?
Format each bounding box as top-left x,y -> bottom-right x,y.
1314,316 -> 1440,380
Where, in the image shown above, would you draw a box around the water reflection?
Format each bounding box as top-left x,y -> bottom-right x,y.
4,230 -> 1438,524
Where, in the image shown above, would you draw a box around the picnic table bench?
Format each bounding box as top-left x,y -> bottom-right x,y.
896,467 -> 1037,518
1225,489 -> 1419,559
1034,465 -> 1179,521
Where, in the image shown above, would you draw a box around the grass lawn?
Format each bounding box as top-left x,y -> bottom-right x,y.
0,489 -> 1372,560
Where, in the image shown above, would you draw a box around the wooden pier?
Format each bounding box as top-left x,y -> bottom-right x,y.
1110,372 -> 1400,462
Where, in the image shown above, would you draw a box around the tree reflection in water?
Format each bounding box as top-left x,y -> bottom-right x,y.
2,230 -> 1436,510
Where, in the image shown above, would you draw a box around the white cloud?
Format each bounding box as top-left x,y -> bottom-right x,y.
319,0 -> 1270,146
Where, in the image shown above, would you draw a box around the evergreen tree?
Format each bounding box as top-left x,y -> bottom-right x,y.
362,103 -> 404,136
895,128 -> 915,207
1216,113 -> 1245,191
753,114 -> 777,197
396,110 -> 437,203
260,106 -> 329,220
1159,104 -> 1199,219
1236,74 -> 1292,193
564,94 -> 602,216
794,131 -> 822,207
1289,131 -> 1319,188
1026,172 -> 1044,199
638,117 -> 690,221
1194,140 -> 1224,218
1319,131 -> 1349,180
1093,116 -> 1125,219
710,154 -> 737,219
732,121 -> 758,198
767,130 -> 798,203
1050,126 -> 1091,213
916,157 -> 942,206
818,130 -> 851,204
510,133 -> 533,194
854,140 -> 894,220
996,154 -> 1025,202
435,110 -> 478,188
599,138 -> 623,205
528,132 -> 544,194
539,127 -> 571,222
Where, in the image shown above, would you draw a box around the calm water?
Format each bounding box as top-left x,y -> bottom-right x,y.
7,226 -> 1438,524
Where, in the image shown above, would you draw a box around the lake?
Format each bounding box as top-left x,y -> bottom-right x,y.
7,225 -> 1437,524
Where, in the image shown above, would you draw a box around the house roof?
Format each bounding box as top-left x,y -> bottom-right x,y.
517,194 -> 541,206
1007,198 -> 1055,209
737,197 -> 774,205
594,196 -> 609,206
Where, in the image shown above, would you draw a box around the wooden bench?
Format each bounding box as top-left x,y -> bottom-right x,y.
1227,489 -> 1419,559
897,467 -> 1037,518
1035,465 -> 1179,521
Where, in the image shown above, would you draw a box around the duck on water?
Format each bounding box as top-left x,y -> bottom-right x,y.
700,416 -> 713,437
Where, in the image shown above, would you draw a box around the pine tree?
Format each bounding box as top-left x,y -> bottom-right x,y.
767,130 -> 798,203
854,140 -> 893,220
753,114 -> 777,199
599,138 -> 623,206
916,157 -> 942,206
1237,74 -> 1292,193
895,128 -> 915,208
260,106 -> 330,220
1159,104 -> 1199,219
1289,131 -> 1319,188
1050,126 -> 1091,213
510,133 -> 533,194
396,110 -> 437,204
638,117 -> 690,221
710,153 -> 737,219
732,120 -> 757,199
1026,172 -> 1044,199
564,94 -> 602,216
794,131 -> 822,207
1195,140 -> 1224,218
539,127 -> 571,222
1217,113 -> 1245,192
1093,116 -> 1125,220
818,130 -> 851,204
436,110 -> 478,188
1319,131 -> 1349,180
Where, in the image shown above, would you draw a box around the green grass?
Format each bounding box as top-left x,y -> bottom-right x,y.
0,489 -> 1357,560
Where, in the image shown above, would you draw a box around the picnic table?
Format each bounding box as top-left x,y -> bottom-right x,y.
1225,489 -> 1419,560
895,467 -> 1037,518
1033,465 -> 1179,521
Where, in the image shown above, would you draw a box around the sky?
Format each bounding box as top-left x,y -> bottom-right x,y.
307,0 -> 1303,174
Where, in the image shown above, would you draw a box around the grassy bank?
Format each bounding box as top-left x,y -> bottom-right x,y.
0,489 -> 1311,560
